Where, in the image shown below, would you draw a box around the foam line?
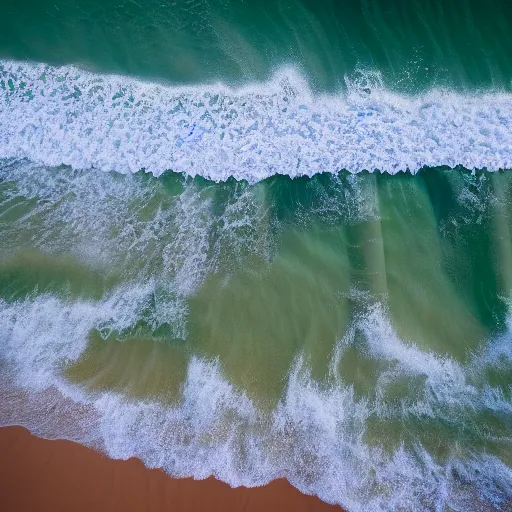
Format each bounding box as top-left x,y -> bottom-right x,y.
1,291 -> 511,511
1,60 -> 511,182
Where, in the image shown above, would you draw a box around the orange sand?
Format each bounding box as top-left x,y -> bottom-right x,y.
0,426 -> 343,511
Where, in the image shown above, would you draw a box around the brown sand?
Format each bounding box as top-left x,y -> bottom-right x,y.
0,426 -> 343,512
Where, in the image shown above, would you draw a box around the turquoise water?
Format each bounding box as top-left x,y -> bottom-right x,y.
1,2 -> 512,511
1,0 -> 512,91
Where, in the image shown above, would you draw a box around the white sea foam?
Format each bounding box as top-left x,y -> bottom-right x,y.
0,160 -> 272,338
357,304 -> 477,409
1,291 -> 511,511
1,60 -> 512,183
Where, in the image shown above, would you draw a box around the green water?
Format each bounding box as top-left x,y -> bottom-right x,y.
1,0 -> 512,91
1,1 -> 512,510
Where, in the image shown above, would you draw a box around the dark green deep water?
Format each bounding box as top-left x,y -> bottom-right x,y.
1,0 -> 512,91
1,2 -> 512,511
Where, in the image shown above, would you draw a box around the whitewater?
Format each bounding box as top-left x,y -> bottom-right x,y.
1,60 -> 512,182
2,290 -> 512,512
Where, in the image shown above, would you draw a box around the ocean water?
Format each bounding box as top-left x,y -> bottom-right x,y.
1,1 -> 512,511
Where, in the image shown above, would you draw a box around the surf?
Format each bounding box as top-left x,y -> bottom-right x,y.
1,60 -> 511,183
1,160 -> 512,510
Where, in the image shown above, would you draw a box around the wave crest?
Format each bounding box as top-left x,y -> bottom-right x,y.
1,60 -> 511,182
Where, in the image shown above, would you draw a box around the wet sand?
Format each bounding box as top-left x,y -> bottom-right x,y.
0,426 -> 343,512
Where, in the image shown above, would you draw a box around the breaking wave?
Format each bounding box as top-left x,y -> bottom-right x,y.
1,294 -> 511,512
1,60 -> 511,182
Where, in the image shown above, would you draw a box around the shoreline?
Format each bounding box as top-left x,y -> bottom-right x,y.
0,425 -> 343,512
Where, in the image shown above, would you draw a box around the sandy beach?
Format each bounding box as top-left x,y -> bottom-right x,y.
0,426 -> 343,511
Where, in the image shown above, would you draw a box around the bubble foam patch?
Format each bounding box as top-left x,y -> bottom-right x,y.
1,61 -> 512,182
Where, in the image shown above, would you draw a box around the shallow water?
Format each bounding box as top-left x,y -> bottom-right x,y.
1,162 -> 512,510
